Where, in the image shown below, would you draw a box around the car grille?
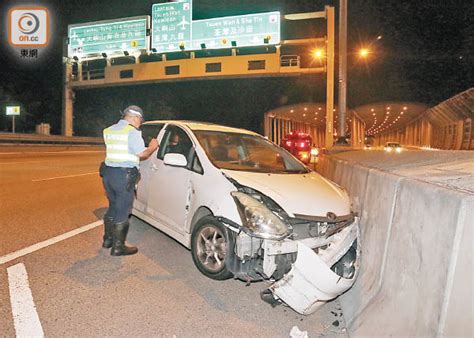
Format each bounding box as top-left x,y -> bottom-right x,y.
288,213 -> 356,240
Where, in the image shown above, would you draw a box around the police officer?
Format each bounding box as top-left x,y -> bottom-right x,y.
100,105 -> 158,256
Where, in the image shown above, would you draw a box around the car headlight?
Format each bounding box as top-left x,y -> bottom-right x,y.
231,191 -> 292,240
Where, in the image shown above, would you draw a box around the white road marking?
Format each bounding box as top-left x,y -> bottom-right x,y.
0,221 -> 102,265
32,172 -> 98,182
7,263 -> 44,337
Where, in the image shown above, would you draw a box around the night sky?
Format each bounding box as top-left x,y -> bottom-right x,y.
0,0 -> 472,136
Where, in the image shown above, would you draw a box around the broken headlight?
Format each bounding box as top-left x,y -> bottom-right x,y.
231,191 -> 292,240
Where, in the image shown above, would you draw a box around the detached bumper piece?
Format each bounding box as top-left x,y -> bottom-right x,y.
269,226 -> 359,315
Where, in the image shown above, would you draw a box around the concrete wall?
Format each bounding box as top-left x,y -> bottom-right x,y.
317,153 -> 473,337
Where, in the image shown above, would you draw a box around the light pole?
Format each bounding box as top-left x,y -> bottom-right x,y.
336,0 -> 348,145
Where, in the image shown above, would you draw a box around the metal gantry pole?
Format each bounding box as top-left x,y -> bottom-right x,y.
337,0 -> 348,144
62,60 -> 74,136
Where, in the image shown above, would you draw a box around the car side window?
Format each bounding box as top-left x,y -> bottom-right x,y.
141,124 -> 164,147
157,126 -> 193,163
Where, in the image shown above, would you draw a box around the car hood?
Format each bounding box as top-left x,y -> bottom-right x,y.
222,170 -> 351,217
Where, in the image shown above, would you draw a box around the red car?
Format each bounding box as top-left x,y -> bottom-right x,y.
281,132 -> 314,164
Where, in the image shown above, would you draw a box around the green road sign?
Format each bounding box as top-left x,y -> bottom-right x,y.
68,16 -> 149,57
191,12 -> 280,50
6,106 -> 20,116
152,1 -> 192,53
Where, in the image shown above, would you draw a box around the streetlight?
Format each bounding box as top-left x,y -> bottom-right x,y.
312,48 -> 324,59
358,48 -> 370,58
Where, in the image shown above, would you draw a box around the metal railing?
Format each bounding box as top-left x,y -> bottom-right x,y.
0,133 -> 103,145
280,55 -> 300,67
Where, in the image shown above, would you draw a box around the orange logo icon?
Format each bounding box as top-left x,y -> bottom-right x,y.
9,7 -> 49,47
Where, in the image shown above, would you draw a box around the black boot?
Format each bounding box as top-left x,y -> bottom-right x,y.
110,221 -> 138,256
102,216 -> 114,249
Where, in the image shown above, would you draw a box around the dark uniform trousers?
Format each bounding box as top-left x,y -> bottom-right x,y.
102,166 -> 137,224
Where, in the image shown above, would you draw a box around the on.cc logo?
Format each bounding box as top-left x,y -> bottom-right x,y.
9,7 -> 49,47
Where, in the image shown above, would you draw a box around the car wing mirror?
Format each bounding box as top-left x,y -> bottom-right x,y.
163,153 -> 188,167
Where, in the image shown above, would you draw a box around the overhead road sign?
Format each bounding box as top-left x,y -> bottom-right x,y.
6,106 -> 20,116
191,12 -> 280,50
152,1 -> 192,53
68,16 -> 149,58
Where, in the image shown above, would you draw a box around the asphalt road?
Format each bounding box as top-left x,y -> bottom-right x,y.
0,145 -> 347,337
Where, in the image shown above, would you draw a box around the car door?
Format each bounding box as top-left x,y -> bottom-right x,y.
146,125 -> 197,234
135,123 -> 165,212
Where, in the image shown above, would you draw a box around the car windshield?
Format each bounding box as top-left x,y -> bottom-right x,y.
387,143 -> 401,147
194,130 -> 310,174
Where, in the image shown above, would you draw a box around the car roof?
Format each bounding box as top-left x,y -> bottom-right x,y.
144,120 -> 259,136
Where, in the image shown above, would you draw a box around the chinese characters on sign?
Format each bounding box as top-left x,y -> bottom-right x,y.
67,2 -> 281,57
192,12 -> 280,50
68,17 -> 149,57
151,1 -> 192,52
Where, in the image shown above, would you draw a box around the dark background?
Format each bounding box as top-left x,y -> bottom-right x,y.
0,0 -> 472,135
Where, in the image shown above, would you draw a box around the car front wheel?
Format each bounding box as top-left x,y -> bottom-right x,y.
191,216 -> 233,280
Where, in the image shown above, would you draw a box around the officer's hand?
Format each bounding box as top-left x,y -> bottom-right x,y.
148,138 -> 159,151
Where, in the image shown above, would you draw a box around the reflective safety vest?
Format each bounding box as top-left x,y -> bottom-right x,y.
103,124 -> 139,165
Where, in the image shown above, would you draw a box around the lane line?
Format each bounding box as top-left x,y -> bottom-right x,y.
0,221 -> 102,265
0,150 -> 103,155
7,263 -> 44,337
32,172 -> 98,182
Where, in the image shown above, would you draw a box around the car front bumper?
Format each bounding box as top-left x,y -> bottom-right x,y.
266,219 -> 360,315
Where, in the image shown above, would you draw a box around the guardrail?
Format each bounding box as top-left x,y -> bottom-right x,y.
0,133 -> 103,145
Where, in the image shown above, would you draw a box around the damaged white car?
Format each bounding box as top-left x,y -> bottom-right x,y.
133,121 -> 360,315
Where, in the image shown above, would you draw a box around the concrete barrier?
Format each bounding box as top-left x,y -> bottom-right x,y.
339,171 -> 402,326
317,153 -> 473,337
443,197 -> 473,337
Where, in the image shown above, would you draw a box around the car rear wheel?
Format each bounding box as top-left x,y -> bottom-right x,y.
191,216 -> 233,280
